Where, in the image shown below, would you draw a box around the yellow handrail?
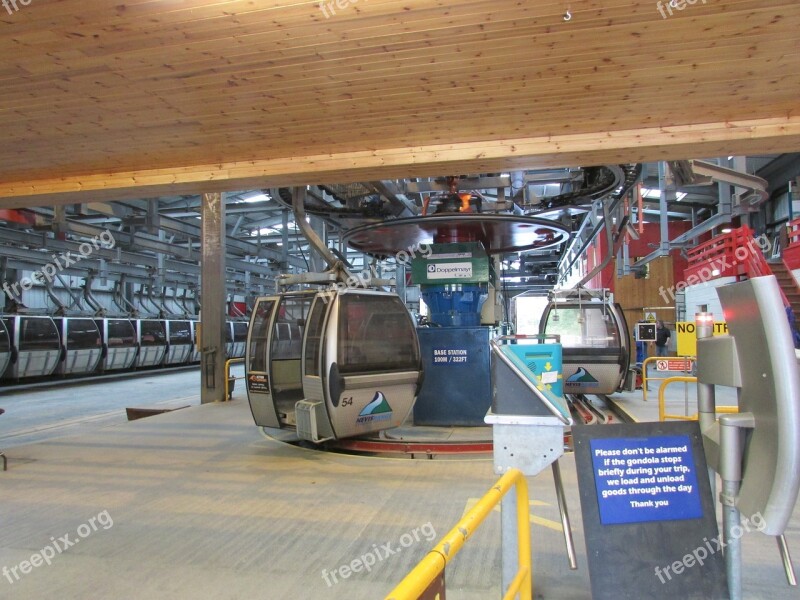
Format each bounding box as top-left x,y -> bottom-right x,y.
386,468 -> 532,600
641,356 -> 695,401
224,357 -> 245,401
658,376 -> 738,421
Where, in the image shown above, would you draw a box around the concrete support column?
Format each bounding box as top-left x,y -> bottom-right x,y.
200,192 -> 227,404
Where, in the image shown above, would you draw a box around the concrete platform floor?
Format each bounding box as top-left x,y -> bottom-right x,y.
0,368 -> 209,448
1,372 -> 798,599
612,368 -> 740,424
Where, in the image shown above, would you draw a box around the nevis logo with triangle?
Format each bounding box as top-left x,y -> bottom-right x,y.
356,392 -> 393,424
566,367 -> 600,387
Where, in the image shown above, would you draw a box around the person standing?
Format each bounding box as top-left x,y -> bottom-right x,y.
635,320 -> 647,365
654,320 -> 670,357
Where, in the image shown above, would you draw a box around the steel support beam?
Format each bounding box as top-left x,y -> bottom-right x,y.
156,214 -> 305,268
281,209 -> 290,270
631,162 -> 675,268
691,159 -> 769,211
83,202 -> 132,219
756,153 -> 800,194
0,227 -> 277,282
402,171 -> 579,194
0,244 -> 196,286
369,180 -> 418,216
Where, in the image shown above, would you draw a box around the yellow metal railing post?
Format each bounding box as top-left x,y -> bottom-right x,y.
658,376 -> 738,422
641,356 -> 659,401
659,376 -> 698,421
224,357 -> 245,401
386,468 -> 532,600
509,474 -> 532,600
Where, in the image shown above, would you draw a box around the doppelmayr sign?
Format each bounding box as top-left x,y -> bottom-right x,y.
426,263 -> 474,279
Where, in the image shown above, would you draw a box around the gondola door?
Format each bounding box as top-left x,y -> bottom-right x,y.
246,297 -> 280,428
319,291 -> 422,439
298,291 -> 336,441
268,293 -> 316,428
14,316 -> 61,378
0,318 -> 10,378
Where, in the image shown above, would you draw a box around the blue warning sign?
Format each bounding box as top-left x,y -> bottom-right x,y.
590,434 -> 703,525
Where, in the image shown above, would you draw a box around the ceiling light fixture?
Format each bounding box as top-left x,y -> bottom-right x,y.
241,193 -> 270,204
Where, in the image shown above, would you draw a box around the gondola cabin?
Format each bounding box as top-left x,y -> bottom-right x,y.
230,321 -> 247,359
189,321 -> 201,363
0,318 -> 11,378
96,318 -> 138,372
224,321 -> 235,359
135,319 -> 167,368
54,318 -> 103,376
164,320 -> 193,365
246,289 -> 422,442
1,315 -> 61,379
539,289 -> 631,395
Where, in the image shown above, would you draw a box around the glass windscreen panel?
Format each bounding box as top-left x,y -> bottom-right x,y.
19,318 -> 60,351
271,295 -> 314,360
337,294 -> 419,374
248,299 -> 276,373
303,298 -> 328,377
0,319 -> 10,353
139,321 -> 166,346
232,322 -> 248,342
67,319 -> 101,348
168,321 -> 192,344
544,305 -> 620,348
107,320 -> 136,346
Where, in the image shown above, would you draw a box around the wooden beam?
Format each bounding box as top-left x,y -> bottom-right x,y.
1,116 -> 799,208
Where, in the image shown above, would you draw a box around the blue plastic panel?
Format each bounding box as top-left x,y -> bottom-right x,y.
501,342 -> 563,397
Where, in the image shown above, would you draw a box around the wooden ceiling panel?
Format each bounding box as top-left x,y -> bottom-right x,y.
0,0 -> 798,206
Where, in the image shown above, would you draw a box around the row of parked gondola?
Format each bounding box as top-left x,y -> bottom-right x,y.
0,315 -> 248,381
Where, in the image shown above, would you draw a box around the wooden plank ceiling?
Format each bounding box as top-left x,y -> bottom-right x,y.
0,0 -> 798,207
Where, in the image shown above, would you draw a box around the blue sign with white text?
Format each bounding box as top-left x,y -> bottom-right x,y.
432,347 -> 469,365
590,434 -> 703,525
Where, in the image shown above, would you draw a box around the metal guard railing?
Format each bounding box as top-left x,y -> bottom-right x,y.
641,356 -> 694,402
224,357 -> 245,401
386,468 -> 532,600
658,376 -> 738,422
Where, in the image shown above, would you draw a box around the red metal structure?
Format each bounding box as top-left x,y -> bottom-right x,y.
783,217 -> 800,271
684,225 -> 797,309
